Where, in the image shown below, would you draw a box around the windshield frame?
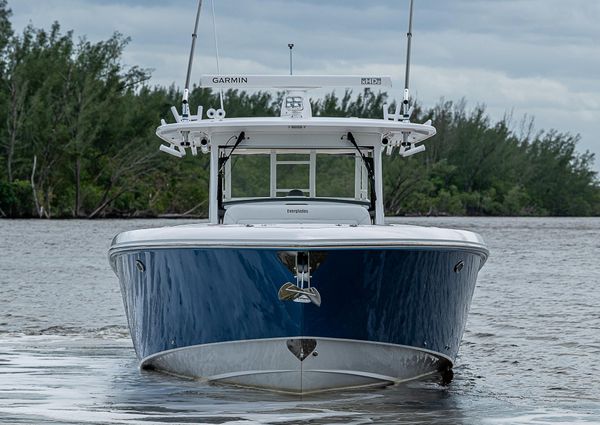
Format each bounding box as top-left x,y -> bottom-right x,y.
217,147 -> 375,220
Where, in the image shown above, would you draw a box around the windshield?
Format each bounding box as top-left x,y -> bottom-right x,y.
222,149 -> 371,203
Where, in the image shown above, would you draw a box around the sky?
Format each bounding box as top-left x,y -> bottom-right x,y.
8,0 -> 600,169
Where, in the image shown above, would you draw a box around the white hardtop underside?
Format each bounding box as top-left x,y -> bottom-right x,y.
157,117 -> 435,143
109,223 -> 488,258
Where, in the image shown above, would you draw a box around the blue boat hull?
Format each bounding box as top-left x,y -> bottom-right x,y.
112,246 -> 485,391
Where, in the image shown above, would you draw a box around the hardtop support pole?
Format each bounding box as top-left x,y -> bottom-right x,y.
209,141 -> 219,223
373,143 -> 385,224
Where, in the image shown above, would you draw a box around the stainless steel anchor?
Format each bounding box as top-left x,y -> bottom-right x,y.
278,251 -> 321,307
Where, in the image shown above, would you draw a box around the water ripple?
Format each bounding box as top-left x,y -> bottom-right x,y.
1,217 -> 600,423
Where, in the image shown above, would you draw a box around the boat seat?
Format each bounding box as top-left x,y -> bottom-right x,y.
223,202 -> 371,225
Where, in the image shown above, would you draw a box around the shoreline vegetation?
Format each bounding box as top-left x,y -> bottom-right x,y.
1,4 -> 599,219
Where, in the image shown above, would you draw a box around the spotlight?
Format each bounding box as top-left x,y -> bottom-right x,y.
200,138 -> 210,154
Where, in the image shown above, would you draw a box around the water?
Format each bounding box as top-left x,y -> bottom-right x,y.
1,218 -> 599,424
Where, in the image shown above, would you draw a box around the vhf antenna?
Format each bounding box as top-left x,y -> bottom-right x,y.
402,0 -> 414,121
182,0 -> 203,120
288,43 -> 294,75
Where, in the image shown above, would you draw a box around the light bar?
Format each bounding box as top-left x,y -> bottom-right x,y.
200,75 -> 393,89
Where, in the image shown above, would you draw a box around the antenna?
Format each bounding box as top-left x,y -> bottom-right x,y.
402,0 -> 414,121
210,0 -> 224,111
288,43 -> 294,75
182,0 -> 203,120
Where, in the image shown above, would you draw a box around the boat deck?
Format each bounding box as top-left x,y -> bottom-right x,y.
110,223 -> 489,257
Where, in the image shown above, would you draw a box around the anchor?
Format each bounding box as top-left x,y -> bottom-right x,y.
277,251 -> 322,307
278,282 -> 321,307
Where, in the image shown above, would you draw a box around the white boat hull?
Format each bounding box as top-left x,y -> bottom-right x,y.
142,337 -> 444,394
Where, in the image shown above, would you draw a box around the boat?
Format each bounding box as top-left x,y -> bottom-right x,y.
109,0 -> 488,394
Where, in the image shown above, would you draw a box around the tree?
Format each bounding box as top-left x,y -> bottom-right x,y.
0,10 -> 598,217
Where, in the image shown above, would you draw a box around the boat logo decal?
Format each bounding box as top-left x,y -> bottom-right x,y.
361,77 -> 381,85
212,76 -> 248,84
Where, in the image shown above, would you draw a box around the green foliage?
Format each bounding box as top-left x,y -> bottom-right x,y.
0,179 -> 32,217
0,12 -> 598,217
0,0 -> 11,56
379,101 -> 600,216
